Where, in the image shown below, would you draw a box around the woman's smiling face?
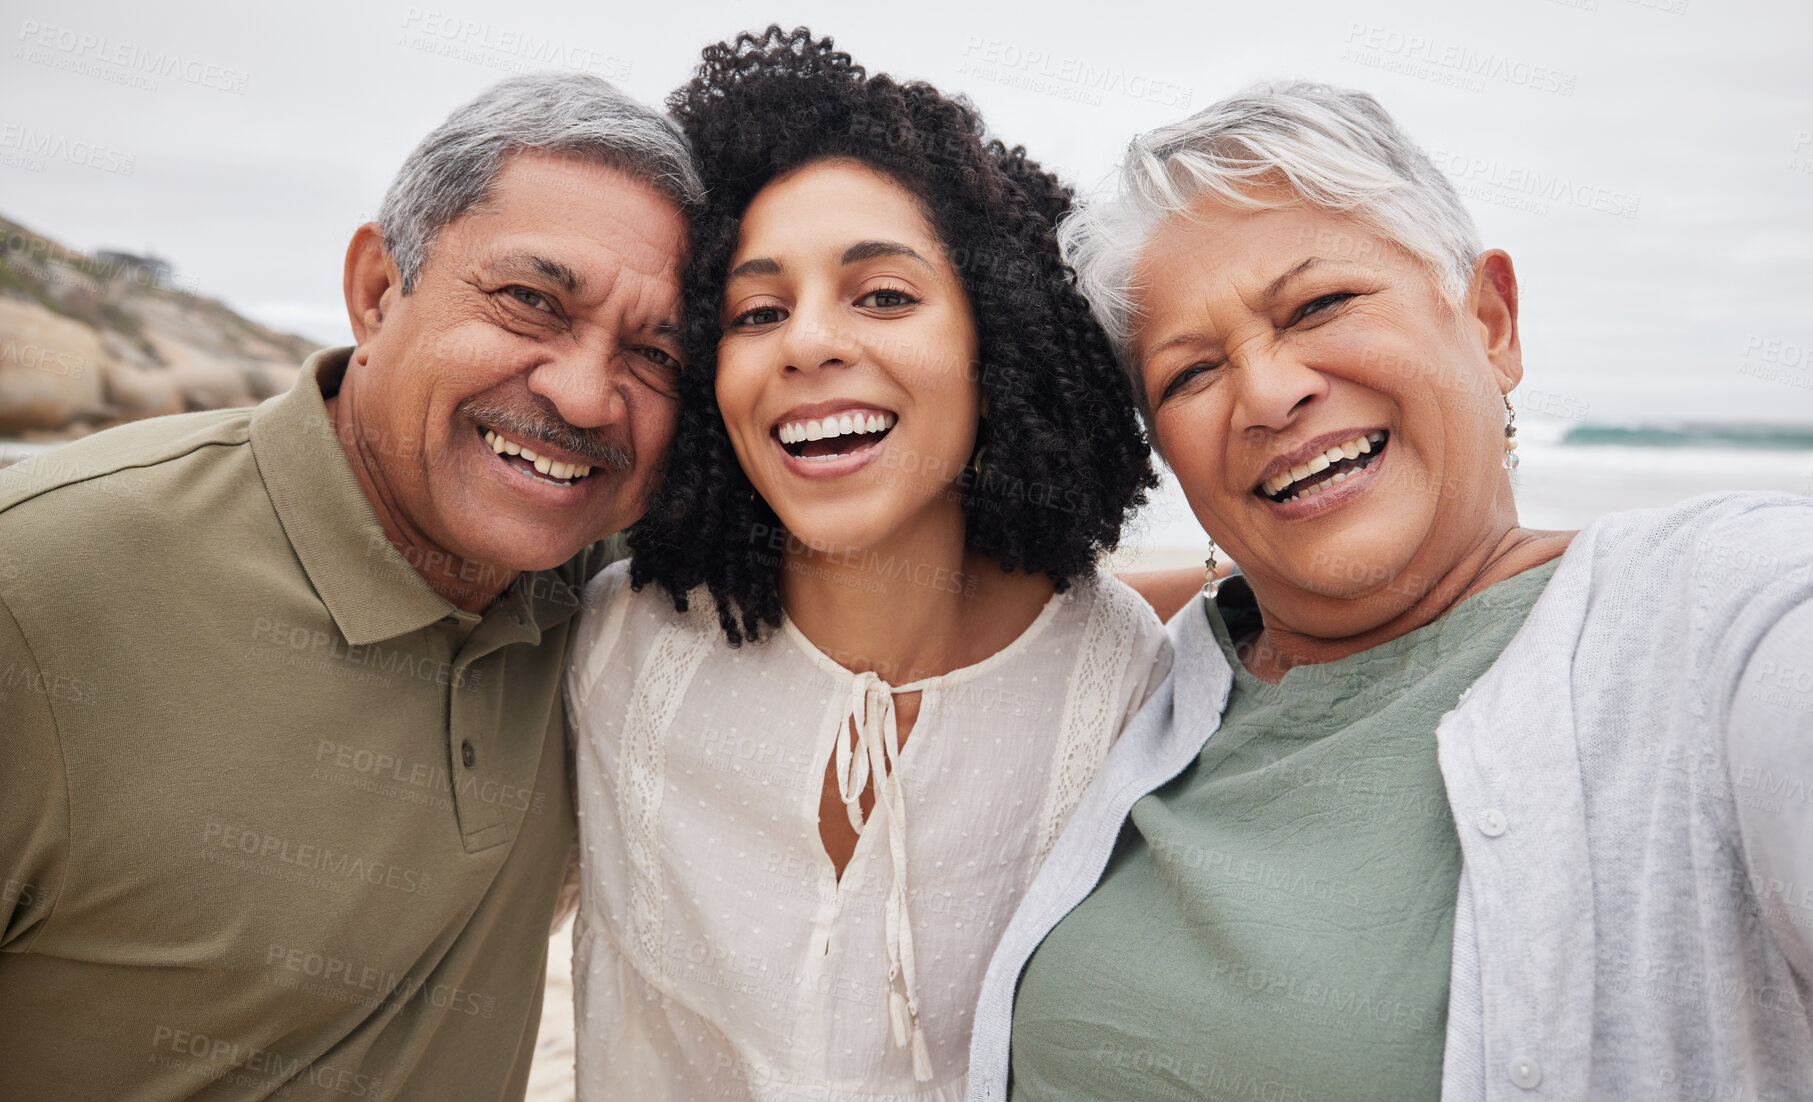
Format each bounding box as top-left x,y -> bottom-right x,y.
1133,198 -> 1523,636
715,158 -> 982,559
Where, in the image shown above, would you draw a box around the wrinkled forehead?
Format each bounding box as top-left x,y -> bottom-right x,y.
1127,202 -> 1428,352
445,157 -> 688,314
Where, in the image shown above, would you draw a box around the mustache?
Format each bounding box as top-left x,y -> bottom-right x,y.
456,395 -> 633,474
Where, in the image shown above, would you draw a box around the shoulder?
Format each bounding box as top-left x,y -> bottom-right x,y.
1554,492 -> 1813,714
569,561 -> 723,703
1053,569 -> 1173,689
0,409 -> 260,589
577,559 -> 713,630
1557,491 -> 1813,636
1572,491 -> 1813,591
1067,569 -> 1169,645
0,408 -> 254,516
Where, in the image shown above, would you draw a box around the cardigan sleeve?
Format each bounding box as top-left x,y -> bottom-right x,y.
1726,590 -> 1813,983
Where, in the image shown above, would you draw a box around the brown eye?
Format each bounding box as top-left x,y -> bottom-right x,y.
730,306 -> 786,328
857,288 -> 919,311
1293,293 -> 1354,324
506,286 -> 552,311
627,348 -> 683,397
1159,363 -> 1216,404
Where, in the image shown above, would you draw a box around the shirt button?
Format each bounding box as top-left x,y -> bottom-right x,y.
1476,808 -> 1507,837
461,740 -> 476,768
1508,1055 -> 1542,1089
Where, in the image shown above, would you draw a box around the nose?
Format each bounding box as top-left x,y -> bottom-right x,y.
780,295 -> 860,373
1228,340 -> 1327,438
525,337 -> 629,430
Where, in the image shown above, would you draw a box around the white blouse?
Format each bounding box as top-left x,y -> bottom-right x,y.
566,561 -> 1170,1101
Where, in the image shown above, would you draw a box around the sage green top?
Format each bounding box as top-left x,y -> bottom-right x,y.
0,347 -> 618,1101
1010,560 -> 1560,1101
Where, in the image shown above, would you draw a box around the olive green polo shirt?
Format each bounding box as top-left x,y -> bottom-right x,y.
0,347 -> 617,1101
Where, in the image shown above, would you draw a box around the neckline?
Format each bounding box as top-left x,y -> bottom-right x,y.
1208,558 -> 1562,696
777,576 -> 1078,692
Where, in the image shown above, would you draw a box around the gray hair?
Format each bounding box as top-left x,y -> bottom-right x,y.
378,71 -> 704,293
1060,80 -> 1482,416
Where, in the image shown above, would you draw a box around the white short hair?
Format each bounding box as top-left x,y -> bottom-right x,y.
1059,80 -> 1482,417
379,71 -> 703,293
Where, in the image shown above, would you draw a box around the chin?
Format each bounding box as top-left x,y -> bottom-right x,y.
1291,540 -> 1422,604
464,518 -> 598,576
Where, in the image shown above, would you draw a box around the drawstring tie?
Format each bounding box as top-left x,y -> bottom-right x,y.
835,672 -> 933,1082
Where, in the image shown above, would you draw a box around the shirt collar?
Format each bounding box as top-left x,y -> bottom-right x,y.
1170,590 -> 1235,737
250,346 -> 467,646
250,347 -> 611,647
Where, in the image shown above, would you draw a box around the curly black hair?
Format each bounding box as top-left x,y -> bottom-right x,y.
628,26 -> 1155,645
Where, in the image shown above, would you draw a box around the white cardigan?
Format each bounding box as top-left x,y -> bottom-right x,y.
966,492 -> 1813,1101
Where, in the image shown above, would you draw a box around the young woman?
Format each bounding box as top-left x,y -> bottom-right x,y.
564,27 -> 1170,1101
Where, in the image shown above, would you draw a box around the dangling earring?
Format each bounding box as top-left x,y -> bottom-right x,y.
967,418 -> 988,483
1202,543 -> 1222,600
1502,394 -> 1520,471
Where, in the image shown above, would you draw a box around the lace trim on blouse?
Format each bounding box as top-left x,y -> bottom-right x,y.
1031,576 -> 1146,860
618,617 -> 713,966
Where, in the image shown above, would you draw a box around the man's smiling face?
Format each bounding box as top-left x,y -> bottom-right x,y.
337,149 -> 687,599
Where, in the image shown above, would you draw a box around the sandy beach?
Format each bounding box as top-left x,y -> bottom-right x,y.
528,919 -> 578,1102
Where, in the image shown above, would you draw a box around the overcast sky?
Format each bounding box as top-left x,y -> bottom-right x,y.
5,0 -> 1810,429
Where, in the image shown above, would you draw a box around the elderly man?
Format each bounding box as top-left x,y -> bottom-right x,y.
0,73 -> 698,1099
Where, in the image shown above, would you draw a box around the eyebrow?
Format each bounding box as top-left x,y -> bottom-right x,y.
726,256 -> 781,282
1265,256 -> 1323,300
841,240 -> 935,270
724,239 -> 937,284
1142,257 -> 1331,362
486,253 -> 584,294
1145,329 -> 1213,362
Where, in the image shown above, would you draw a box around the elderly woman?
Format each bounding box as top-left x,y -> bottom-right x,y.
965,82 -> 1813,1100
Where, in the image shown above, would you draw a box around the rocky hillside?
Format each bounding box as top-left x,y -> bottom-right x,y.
0,213 -> 319,438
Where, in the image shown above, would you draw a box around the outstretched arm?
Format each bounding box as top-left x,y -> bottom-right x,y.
1117,560 -> 1232,622
1727,596 -> 1813,980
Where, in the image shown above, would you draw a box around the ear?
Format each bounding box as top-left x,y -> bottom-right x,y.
1468,250 -> 1523,394
344,223 -> 401,347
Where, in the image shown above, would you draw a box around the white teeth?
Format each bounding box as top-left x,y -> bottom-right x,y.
776,411 -> 896,446
486,429 -> 588,481
1260,431 -> 1385,499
